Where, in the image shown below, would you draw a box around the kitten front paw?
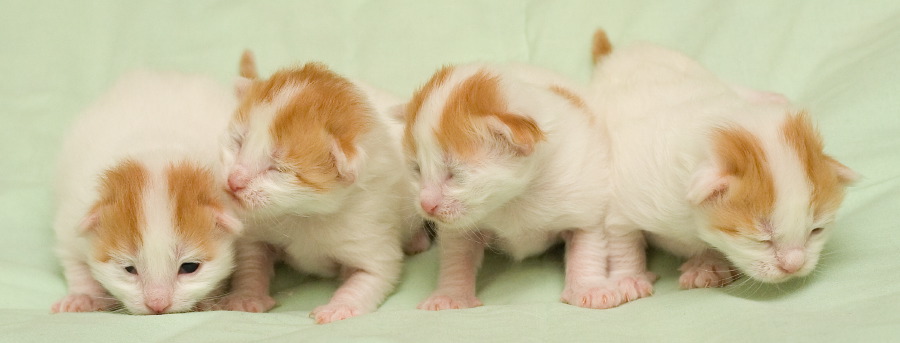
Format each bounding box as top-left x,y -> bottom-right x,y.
417,294 -> 482,311
310,302 -> 363,324
679,256 -> 738,289
561,283 -> 622,309
51,293 -> 111,313
217,293 -> 276,313
613,273 -> 656,303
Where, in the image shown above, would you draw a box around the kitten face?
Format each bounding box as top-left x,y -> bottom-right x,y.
83,160 -> 240,314
403,67 -> 545,228
690,113 -> 855,282
223,63 -> 370,216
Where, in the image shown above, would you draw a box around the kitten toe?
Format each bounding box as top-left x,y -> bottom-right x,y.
52,294 -> 107,313
417,294 -> 482,311
311,303 -> 363,324
561,283 -> 622,309
218,293 -> 276,313
678,255 -> 738,289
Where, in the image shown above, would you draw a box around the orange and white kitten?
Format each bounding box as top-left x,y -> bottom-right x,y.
589,30 -> 856,305
218,52 -> 427,323
53,71 -> 242,314
402,63 -> 619,310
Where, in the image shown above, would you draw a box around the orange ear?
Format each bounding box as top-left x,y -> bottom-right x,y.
485,112 -> 546,156
239,50 -> 259,79
827,156 -> 859,185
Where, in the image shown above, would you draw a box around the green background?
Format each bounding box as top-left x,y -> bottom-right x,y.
1,1 -> 898,342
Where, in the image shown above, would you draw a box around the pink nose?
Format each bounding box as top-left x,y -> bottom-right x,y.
145,298 -> 171,314
778,249 -> 805,274
227,171 -> 249,193
420,199 -> 439,215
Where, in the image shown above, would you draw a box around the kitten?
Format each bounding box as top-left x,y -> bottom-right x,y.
52,71 -> 242,314
218,52 -> 427,323
402,63 -> 621,310
589,29 -> 856,305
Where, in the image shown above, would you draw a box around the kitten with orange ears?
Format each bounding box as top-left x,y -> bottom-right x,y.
218,52 -> 429,323
589,29 -> 857,306
402,63 -> 620,310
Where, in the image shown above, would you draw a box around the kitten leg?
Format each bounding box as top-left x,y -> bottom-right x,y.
218,240 -> 277,313
560,229 -> 620,309
310,263 -> 401,324
417,231 -> 484,311
678,249 -> 738,289
52,260 -> 117,313
606,228 -> 657,306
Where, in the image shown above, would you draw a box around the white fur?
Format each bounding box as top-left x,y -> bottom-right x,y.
53,71 -> 240,314
220,78 -> 423,323
591,43 -> 851,289
408,64 -> 618,310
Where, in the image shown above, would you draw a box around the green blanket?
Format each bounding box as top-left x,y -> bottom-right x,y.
2,1 -> 898,341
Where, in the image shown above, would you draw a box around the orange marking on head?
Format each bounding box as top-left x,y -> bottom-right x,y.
706,126 -> 776,235
436,70 -> 545,160
781,111 -> 848,218
404,66 -> 456,155
90,160 -> 148,262
239,62 -> 372,191
166,161 -> 226,258
592,29 -> 613,64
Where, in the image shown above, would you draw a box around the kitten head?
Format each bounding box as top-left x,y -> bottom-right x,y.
223,62 -> 372,216
401,66 -> 546,228
81,159 -> 241,314
688,112 -> 856,283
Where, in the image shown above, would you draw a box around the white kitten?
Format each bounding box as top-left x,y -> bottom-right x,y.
588,30 -> 856,304
402,63 -> 621,310
52,71 -> 242,314
218,52 -> 427,323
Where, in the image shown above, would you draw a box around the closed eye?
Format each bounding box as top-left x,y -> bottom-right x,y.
811,227 -> 825,235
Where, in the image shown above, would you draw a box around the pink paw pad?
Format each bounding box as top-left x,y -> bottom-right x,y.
311,303 -> 362,324
218,293 -> 276,313
417,294 -> 482,311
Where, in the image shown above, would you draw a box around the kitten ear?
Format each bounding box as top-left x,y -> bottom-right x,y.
239,50 -> 259,79
76,207 -> 101,235
827,156 -> 859,185
234,77 -> 253,99
688,163 -> 730,205
386,103 -> 408,122
213,207 -> 243,234
485,113 -> 546,156
330,136 -> 363,184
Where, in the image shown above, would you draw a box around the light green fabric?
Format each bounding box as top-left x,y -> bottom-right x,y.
2,1 -> 898,342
